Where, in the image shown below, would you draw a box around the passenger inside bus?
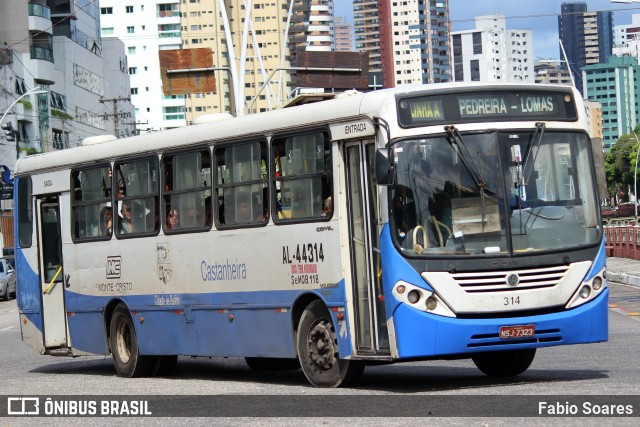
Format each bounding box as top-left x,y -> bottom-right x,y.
100,206 -> 113,236
166,208 -> 179,230
321,196 -> 333,216
119,201 -> 133,233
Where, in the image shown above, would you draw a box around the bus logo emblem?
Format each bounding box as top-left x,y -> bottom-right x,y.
506,273 -> 520,287
107,256 -> 121,279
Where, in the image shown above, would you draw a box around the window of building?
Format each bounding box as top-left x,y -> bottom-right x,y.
470,59 -> 480,81
101,7 -> 113,14
129,67 -> 137,75
71,165 -> 113,241
131,88 -> 138,95
114,157 -> 160,237
128,46 -> 136,54
215,141 -> 268,227
162,150 -> 212,233
472,32 -> 482,55
126,6 -> 133,13
272,131 -> 332,222
127,26 -> 135,33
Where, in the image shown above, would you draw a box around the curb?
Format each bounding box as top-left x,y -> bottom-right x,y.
607,272 -> 640,288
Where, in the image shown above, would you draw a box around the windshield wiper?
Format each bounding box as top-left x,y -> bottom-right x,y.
522,122 -> 546,184
444,126 -> 492,194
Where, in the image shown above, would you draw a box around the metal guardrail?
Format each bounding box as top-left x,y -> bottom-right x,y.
604,224 -> 640,260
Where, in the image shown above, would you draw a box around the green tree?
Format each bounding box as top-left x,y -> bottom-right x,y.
605,125 -> 640,200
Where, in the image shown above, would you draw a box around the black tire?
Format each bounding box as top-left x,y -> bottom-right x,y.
472,348 -> 536,377
245,357 -> 300,371
296,300 -> 364,387
109,304 -> 156,377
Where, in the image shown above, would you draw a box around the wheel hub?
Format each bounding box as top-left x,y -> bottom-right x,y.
307,319 -> 338,370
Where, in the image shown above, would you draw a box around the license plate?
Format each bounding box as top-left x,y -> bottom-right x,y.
499,324 -> 535,339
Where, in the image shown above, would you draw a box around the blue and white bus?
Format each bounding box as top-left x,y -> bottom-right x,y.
14,83 -> 607,387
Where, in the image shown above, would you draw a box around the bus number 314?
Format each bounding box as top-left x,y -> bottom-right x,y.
282,243 -> 325,264
504,296 -> 521,306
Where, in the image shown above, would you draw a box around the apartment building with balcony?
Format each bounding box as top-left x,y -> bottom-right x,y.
0,0 -> 134,166
100,0 -> 183,132
354,0 -> 451,88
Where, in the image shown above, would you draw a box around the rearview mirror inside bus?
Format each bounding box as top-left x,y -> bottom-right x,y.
375,148 -> 394,186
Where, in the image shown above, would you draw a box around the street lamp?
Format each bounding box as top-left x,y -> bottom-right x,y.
0,85 -> 48,158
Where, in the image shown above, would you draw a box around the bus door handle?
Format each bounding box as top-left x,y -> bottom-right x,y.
43,266 -> 63,295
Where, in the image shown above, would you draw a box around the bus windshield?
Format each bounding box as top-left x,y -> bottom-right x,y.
390,130 -> 601,256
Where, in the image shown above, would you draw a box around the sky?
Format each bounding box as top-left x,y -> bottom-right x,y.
334,0 -> 640,59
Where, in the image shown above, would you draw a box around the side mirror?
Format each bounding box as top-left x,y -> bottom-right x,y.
375,148 -> 395,186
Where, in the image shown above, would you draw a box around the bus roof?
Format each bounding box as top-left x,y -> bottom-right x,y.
15,82 -> 581,175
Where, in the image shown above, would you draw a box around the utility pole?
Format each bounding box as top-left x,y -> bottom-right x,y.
99,96 -> 130,138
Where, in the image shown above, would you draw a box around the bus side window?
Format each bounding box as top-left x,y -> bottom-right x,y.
71,165 -> 112,241
162,149 -> 212,233
17,177 -> 33,248
115,157 -> 159,238
272,131 -> 331,222
214,141 -> 267,227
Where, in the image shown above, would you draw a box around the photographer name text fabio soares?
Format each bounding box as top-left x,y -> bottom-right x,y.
538,401 -> 635,416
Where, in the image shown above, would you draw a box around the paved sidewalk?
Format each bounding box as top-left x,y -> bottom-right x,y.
606,257 -> 640,287
606,257 -> 640,318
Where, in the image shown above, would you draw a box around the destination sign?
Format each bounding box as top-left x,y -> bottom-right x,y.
397,90 -> 577,127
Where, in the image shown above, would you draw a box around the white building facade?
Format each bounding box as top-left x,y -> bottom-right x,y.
100,0 -> 185,133
451,15 -> 533,83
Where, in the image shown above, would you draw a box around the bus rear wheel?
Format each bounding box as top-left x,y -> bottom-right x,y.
296,300 -> 364,387
472,348 -> 536,377
109,304 -> 156,377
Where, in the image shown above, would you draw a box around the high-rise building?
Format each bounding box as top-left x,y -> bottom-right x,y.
612,13 -> 640,59
335,16 -> 354,52
558,2 -> 613,94
354,0 -> 451,88
613,13 -> 640,47
451,15 -> 533,83
102,1 -> 340,126
582,56 -> 640,151
100,0 -> 186,132
534,61 -> 573,85
0,0 -> 134,163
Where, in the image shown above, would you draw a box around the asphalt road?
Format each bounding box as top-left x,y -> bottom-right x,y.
0,282 -> 638,426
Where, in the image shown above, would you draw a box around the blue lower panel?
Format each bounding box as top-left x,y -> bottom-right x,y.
193,308 -> 295,358
67,312 -> 109,354
133,310 -> 200,356
394,289 -> 609,358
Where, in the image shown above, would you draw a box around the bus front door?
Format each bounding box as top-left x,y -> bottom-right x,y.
345,141 -> 389,355
37,196 -> 68,349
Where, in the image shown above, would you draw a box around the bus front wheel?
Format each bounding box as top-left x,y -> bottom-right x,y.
109,304 -> 156,377
296,300 -> 364,387
472,348 -> 536,377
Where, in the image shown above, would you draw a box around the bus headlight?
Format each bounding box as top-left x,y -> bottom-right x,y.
392,281 -> 455,317
407,290 -> 420,304
592,276 -> 603,290
566,268 -> 607,309
579,285 -> 591,299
